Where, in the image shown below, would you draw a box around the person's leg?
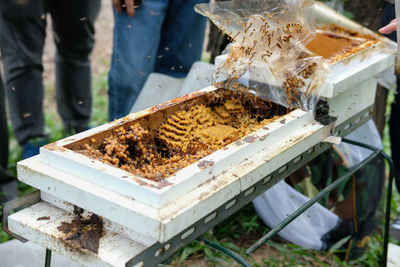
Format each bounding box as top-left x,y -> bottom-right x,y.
48,0 -> 101,133
389,89 -> 400,239
108,0 -> 168,120
0,72 -> 17,203
154,0 -> 208,77
0,73 -> 11,180
0,1 -> 47,146
390,85 -> 400,192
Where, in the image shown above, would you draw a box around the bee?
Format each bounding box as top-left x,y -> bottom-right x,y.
244,23 -> 253,34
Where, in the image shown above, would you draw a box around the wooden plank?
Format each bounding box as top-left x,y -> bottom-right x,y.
8,202 -> 146,267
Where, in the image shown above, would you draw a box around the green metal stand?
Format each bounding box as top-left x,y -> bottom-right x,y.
34,138 -> 395,267
202,139 -> 394,267
195,237 -> 252,267
342,138 -> 394,267
45,249 -> 52,267
3,108 -> 388,266
24,112 -> 390,267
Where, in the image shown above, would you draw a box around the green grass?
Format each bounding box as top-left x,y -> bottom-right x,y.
1,70 -> 399,266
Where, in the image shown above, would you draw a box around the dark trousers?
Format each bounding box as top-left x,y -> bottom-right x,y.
383,2 -> 400,192
0,73 -> 14,184
0,0 -> 101,144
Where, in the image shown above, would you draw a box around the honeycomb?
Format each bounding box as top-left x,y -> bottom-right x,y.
77,89 -> 288,181
306,25 -> 378,62
306,33 -> 363,60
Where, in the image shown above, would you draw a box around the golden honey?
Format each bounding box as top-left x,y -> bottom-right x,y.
306,26 -> 378,62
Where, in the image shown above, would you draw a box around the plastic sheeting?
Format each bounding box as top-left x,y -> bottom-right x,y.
195,0 -> 329,111
253,120 -> 382,250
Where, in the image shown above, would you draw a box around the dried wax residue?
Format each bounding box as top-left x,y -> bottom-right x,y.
79,90 -> 287,181
57,214 -> 103,254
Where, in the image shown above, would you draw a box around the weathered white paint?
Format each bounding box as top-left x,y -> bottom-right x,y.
327,78 -> 377,126
8,202 -> 146,267
388,243 -> 400,267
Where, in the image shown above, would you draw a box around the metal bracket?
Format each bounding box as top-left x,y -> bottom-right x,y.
1,190 -> 40,242
315,100 -> 337,126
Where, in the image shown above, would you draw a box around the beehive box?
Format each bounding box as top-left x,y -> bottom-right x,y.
18,86 -> 322,242
38,88 -> 307,208
13,2 -> 395,246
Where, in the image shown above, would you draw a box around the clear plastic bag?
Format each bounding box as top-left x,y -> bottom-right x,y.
196,0 -> 329,111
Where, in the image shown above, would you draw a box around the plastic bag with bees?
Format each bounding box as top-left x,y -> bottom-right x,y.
195,0 -> 330,112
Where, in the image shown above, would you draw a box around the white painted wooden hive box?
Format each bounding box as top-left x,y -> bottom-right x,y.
19,86 -> 319,242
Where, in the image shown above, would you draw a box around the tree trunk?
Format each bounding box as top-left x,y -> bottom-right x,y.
344,0 -> 387,137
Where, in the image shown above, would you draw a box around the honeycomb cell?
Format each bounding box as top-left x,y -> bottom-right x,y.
77,89 -> 288,181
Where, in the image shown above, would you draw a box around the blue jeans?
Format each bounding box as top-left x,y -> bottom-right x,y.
108,0 -> 208,120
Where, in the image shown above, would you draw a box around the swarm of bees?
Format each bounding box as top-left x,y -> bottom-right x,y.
214,9 -> 328,109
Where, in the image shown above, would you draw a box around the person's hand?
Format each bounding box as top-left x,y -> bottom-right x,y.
379,19 -> 397,34
112,0 -> 135,17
